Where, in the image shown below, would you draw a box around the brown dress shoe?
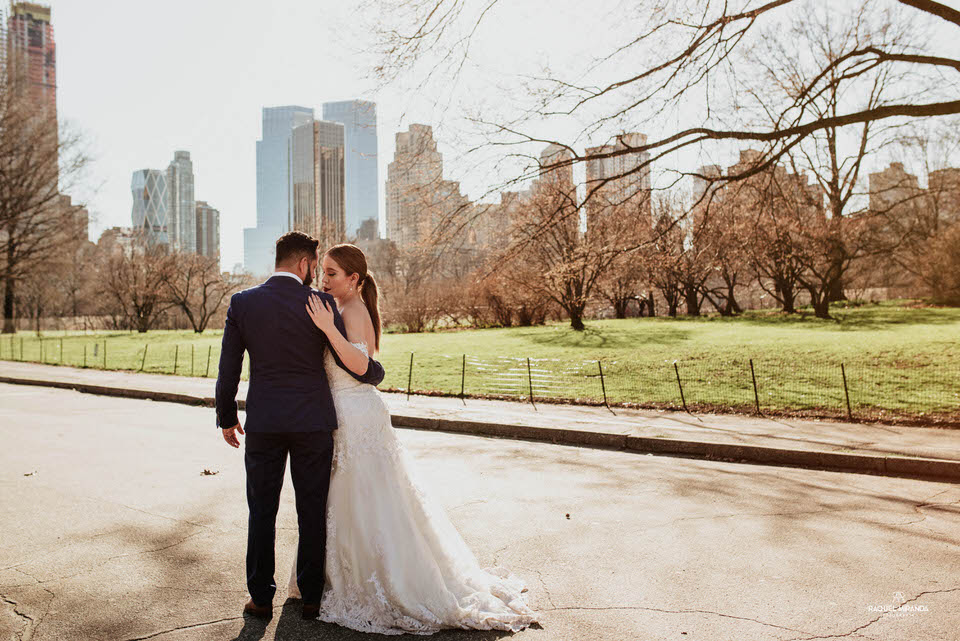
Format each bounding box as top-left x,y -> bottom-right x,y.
302,603 -> 321,620
243,599 -> 273,619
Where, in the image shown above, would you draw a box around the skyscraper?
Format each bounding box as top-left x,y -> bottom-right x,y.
130,169 -> 170,246
291,120 -> 346,250
5,2 -> 56,117
167,150 -> 196,253
386,124 -> 447,251
130,151 -> 199,252
244,106 -> 315,275
584,133 -> 652,228
322,100 -> 378,239
195,201 -> 221,265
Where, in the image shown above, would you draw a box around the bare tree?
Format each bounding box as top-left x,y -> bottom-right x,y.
363,0 -> 960,256
97,239 -> 176,333
0,50 -> 90,333
160,253 -> 243,333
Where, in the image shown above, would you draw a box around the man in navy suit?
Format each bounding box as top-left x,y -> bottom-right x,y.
215,231 -> 385,620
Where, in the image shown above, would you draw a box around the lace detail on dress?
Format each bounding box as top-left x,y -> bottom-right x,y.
288,340 -> 538,635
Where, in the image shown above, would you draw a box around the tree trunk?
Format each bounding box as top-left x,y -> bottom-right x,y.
614,299 -> 628,319
684,284 -> 700,316
2,275 -> 15,334
647,292 -> 656,317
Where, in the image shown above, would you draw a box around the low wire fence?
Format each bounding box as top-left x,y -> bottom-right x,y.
1,334 -> 957,424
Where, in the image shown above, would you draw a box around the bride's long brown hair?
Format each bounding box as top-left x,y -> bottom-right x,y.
324,243 -> 381,351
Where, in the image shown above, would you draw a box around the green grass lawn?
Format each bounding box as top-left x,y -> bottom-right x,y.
3,301 -> 958,422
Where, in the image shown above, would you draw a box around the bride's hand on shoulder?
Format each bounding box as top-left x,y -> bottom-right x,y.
306,293 -> 337,335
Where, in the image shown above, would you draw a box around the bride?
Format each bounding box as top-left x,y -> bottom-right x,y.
288,243 -> 537,635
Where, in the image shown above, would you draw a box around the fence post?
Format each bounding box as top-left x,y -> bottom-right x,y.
83,344 -> 87,368
841,362 -> 853,421
407,352 -> 414,401
19,337 -> 24,361
205,345 -> 212,377
191,344 -> 195,377
103,340 -> 107,369
597,360 -> 610,410
460,354 -> 466,405
749,358 -> 761,415
526,357 -> 536,409
59,338 -> 63,363
140,344 -> 148,372
173,344 -> 179,375
674,362 -> 689,413
40,338 -> 44,363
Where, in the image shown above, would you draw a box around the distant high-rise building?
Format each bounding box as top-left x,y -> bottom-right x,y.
5,2 -> 56,116
291,119 -> 345,249
386,124 -> 471,252
167,151 -> 196,253
130,151 -> 204,253
322,100 -> 378,239
584,133 -> 652,229
244,106 -> 315,275
869,162 -> 921,214
195,201 -> 220,264
130,169 -> 170,246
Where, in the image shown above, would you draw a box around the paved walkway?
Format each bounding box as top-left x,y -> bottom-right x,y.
3,385 -> 960,641
2,361 -> 959,481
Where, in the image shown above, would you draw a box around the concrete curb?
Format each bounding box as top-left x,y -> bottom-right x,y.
4,375 -> 959,484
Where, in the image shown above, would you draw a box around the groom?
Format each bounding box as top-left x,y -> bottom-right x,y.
215,231 -> 386,620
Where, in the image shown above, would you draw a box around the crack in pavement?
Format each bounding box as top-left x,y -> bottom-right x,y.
10,569 -> 57,640
105,530 -> 207,563
542,604 -> 814,634
1,594 -> 35,641
782,586 -> 960,641
491,544 -> 510,566
121,614 -> 249,640
7,530 -> 208,587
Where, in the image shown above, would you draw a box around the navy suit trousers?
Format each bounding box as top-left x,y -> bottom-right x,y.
244,430 -> 333,606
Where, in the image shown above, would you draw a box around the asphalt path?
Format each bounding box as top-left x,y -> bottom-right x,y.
2,384 -> 959,640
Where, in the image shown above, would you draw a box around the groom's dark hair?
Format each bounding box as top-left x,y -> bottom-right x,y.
275,231 -> 319,267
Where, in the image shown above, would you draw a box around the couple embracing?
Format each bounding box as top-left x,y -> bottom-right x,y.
214,232 -> 537,635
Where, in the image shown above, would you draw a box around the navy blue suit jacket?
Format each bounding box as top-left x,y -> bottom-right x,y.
214,275 -> 385,432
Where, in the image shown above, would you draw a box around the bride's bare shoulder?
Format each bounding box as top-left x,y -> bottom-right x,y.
341,301 -> 375,347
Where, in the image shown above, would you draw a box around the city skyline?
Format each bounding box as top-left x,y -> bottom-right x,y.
37,0 -> 959,274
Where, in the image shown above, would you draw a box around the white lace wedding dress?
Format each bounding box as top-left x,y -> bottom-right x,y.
287,342 -> 537,635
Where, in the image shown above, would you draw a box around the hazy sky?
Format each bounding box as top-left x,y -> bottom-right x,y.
45,0 -> 960,271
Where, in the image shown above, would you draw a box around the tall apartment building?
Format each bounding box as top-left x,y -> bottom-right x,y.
5,2 -> 56,116
243,106 -> 316,275
928,168 -> 960,228
291,119 -> 346,250
869,162 -> 921,214
322,100 -> 378,239
195,201 -> 220,264
584,133 -> 652,228
386,124 -> 470,252
166,151 -> 196,253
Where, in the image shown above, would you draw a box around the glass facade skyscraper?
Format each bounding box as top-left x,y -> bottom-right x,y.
292,120 -> 345,250
322,100 -> 378,239
130,151 -> 198,253
244,106 -> 315,275
130,169 -> 169,246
